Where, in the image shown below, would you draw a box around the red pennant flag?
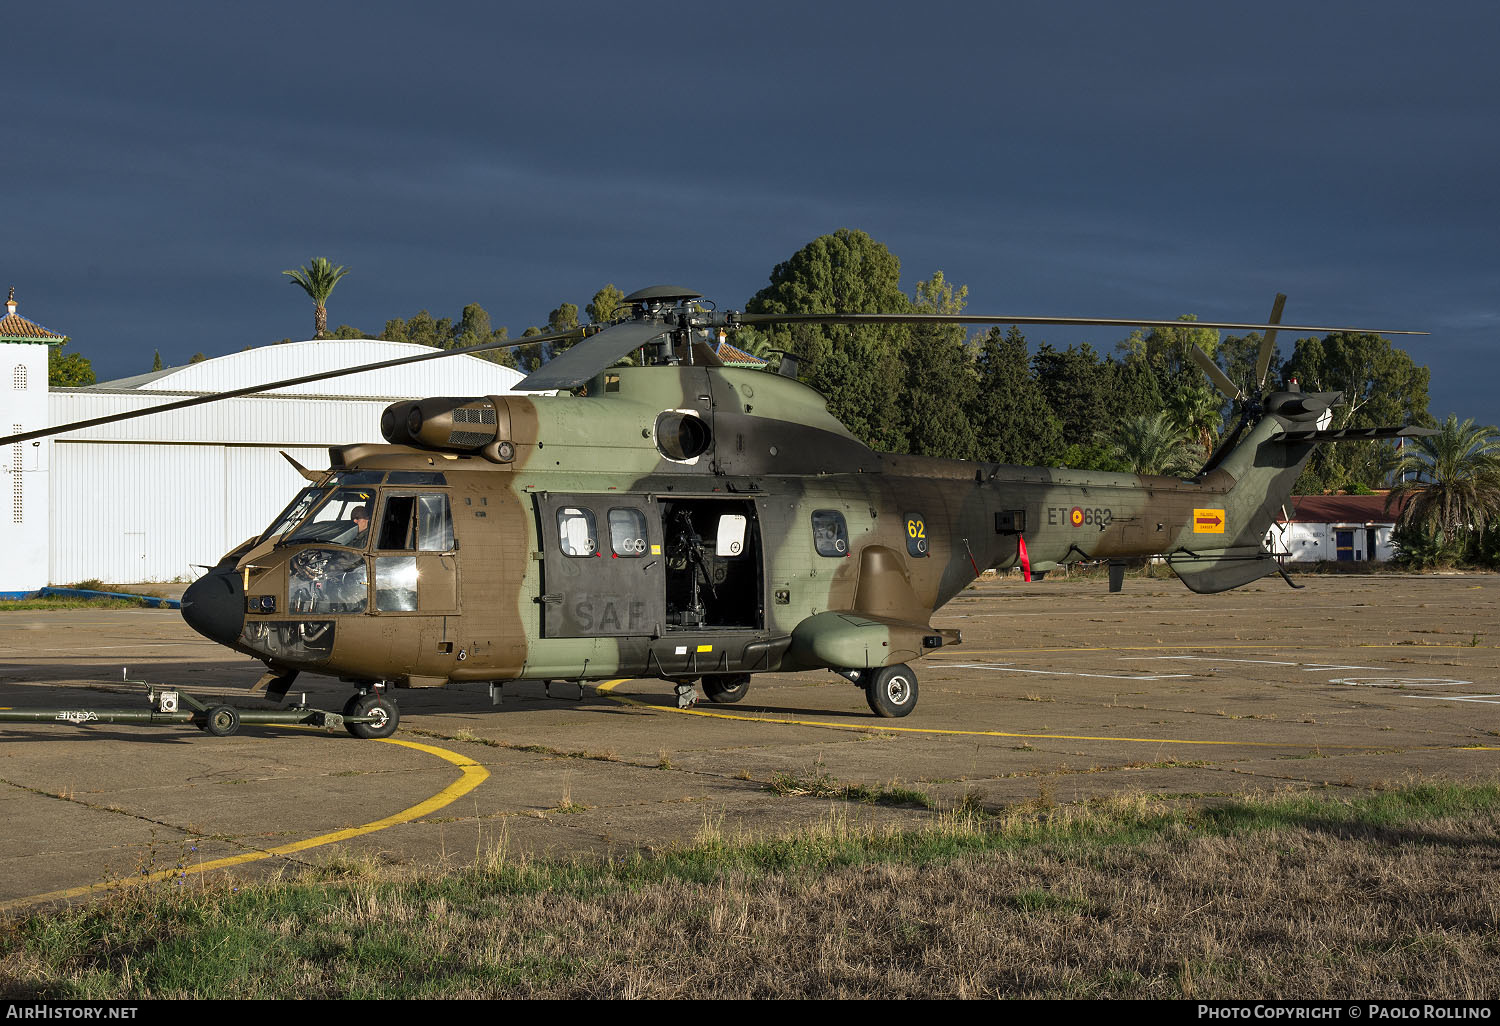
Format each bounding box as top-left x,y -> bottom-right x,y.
1017,535 -> 1032,582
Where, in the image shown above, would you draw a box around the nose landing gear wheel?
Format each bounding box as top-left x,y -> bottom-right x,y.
702,674 -> 751,704
865,664 -> 918,718
343,693 -> 399,739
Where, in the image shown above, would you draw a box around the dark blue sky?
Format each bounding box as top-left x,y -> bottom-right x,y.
6,1 -> 1496,425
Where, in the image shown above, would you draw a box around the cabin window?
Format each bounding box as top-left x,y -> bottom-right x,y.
608,508 -> 648,557
811,510 -> 849,557
557,506 -> 598,557
904,512 -> 928,557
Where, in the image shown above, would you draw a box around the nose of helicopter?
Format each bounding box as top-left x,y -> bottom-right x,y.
181,568 -> 245,646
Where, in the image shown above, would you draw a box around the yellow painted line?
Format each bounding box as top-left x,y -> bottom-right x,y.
1,737 -> 489,912
592,680 -> 1407,751
934,644 -> 1498,655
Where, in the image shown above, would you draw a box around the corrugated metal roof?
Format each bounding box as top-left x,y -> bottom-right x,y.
92,339 -> 526,398
49,390 -> 397,445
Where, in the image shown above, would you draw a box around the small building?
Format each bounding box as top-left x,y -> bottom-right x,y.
1266,493 -> 1411,563
1,290 -> 68,596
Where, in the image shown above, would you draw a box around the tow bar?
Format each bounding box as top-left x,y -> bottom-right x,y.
0,671 -> 399,739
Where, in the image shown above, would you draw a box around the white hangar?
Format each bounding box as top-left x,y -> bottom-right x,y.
5,335 -> 527,593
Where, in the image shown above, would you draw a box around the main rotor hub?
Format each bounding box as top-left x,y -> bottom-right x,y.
623,285 -> 702,319
621,286 -> 712,366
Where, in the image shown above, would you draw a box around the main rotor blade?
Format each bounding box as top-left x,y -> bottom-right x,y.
1255,293 -> 1286,389
514,320 -> 673,391
1190,345 -> 1241,402
0,329 -> 582,447
732,311 -> 1426,335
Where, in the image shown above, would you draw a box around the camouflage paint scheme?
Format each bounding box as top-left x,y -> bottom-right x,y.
181,364 -> 1324,706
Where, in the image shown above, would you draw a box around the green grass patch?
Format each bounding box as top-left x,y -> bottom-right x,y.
5,780 -> 1500,998
767,762 -> 936,809
0,597 -> 150,611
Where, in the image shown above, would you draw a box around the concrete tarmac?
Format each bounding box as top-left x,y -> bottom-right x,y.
2,571 -> 1497,910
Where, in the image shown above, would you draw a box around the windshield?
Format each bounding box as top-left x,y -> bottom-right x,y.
285,487 -> 378,547
258,487 -> 325,545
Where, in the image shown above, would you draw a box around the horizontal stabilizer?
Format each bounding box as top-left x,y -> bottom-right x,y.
1166,548 -> 1278,594
1275,425 -> 1438,444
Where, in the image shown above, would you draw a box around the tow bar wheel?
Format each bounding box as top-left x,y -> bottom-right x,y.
202,705 -> 241,737
344,693 -> 399,739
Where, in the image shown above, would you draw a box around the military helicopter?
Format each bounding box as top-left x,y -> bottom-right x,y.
5,286 -> 1430,738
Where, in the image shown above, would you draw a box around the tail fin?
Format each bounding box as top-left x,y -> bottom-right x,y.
1166,393 -> 1433,594
1165,413 -> 1315,593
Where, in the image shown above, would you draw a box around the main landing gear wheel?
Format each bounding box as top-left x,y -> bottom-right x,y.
702,674 -> 751,704
865,664 -> 918,718
344,693 -> 399,739
201,705 -> 241,737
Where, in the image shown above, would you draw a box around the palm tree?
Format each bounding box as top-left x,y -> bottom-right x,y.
1166,382 -> 1223,453
1102,412 -> 1205,477
282,258 -> 349,339
1385,415 -> 1500,552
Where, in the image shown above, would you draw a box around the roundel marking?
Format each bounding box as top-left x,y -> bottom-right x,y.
1070,506 -> 1085,527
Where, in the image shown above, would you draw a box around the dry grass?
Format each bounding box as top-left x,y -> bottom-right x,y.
3,783 -> 1499,998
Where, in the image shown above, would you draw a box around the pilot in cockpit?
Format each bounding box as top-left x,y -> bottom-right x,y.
348,505 -> 371,548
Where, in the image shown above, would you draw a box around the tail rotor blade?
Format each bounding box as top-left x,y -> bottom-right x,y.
1191,345 -> 1241,402
1255,293 -> 1286,389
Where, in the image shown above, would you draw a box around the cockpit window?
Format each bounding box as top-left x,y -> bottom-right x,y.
259,486 -> 324,544
376,493 -> 454,551
287,488 -> 377,547
326,471 -> 385,487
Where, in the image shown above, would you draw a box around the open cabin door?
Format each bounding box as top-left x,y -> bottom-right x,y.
658,497 -> 764,632
535,493 -> 666,639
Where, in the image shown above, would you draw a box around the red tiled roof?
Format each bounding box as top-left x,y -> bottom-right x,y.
1284,492 -> 1412,524
0,312 -> 66,343
715,340 -> 767,366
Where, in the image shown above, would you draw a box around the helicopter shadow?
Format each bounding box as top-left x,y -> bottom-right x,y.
0,726 -> 203,746
598,695 -> 871,720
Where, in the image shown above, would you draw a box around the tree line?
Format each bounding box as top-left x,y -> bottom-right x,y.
741,229 -> 1435,499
